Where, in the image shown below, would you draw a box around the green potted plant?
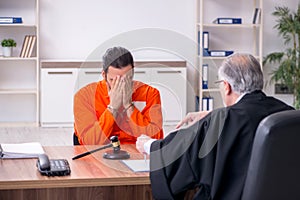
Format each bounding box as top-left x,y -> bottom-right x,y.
263,5 -> 300,109
1,38 -> 17,57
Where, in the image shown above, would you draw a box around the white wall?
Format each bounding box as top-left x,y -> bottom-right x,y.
39,0 -> 299,109
40,0 -> 195,60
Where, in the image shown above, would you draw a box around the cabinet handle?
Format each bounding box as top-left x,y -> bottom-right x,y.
84,72 -> 101,75
134,71 -> 146,74
157,71 -> 182,74
48,72 -> 73,75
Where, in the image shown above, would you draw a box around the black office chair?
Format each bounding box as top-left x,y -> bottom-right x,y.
73,133 -> 80,145
242,109 -> 300,200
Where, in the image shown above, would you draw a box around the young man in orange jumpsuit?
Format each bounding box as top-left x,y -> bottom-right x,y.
73,46 -> 164,145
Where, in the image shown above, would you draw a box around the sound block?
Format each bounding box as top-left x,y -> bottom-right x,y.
103,150 -> 130,160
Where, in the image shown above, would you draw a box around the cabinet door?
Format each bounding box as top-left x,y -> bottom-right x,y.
41,68 -> 78,127
150,68 -> 187,125
77,68 -> 102,90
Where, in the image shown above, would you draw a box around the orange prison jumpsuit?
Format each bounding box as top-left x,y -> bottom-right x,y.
74,80 -> 164,145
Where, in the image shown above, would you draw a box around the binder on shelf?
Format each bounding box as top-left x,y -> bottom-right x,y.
202,97 -> 208,111
209,50 -> 234,57
27,35 -> 37,58
0,17 -> 22,24
203,31 -> 209,50
213,18 -> 242,24
20,35 -> 30,58
198,31 -> 200,55
23,35 -> 35,58
202,64 -> 208,89
252,8 -> 261,24
198,31 -> 210,56
202,97 -> 214,111
208,97 -> 214,111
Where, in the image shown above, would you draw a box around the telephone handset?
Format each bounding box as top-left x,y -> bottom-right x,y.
36,154 -> 71,176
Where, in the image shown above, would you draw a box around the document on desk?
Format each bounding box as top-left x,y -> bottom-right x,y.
0,142 -> 45,159
121,159 -> 150,172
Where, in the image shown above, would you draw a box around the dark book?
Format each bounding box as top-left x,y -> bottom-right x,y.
252,8 -> 261,24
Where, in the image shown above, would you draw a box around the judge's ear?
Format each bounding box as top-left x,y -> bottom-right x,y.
223,81 -> 232,95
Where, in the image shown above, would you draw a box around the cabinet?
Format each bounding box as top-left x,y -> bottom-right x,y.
0,0 -> 39,125
135,67 -> 187,125
197,0 -> 263,111
77,68 -> 102,90
40,61 -> 186,127
40,68 -> 78,127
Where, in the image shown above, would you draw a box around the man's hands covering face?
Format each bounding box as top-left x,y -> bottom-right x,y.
108,75 -> 123,110
108,75 -> 133,111
122,75 -> 133,109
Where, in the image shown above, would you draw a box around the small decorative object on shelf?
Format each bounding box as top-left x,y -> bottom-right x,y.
1,38 -> 17,57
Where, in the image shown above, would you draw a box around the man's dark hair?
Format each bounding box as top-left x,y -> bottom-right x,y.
102,46 -> 134,73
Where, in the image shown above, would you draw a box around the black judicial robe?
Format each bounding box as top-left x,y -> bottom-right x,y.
150,91 -> 294,200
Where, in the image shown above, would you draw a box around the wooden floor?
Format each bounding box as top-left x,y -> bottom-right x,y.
0,125 -> 175,146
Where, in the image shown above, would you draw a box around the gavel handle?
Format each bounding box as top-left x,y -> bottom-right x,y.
72,143 -> 113,160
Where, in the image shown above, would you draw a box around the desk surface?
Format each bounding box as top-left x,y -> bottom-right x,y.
0,145 -> 149,190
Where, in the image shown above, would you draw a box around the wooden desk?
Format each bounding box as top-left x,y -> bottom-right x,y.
0,145 -> 152,200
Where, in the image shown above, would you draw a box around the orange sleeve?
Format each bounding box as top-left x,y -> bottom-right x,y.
128,87 -> 164,139
74,83 -> 115,145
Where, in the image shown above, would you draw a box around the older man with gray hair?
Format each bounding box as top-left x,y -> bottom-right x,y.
136,53 -> 294,200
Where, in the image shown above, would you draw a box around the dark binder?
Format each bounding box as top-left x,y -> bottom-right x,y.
0,17 -> 22,24
213,18 -> 242,24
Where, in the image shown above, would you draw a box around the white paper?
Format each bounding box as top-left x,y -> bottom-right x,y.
1,142 -> 45,159
121,159 -> 150,172
133,101 -> 146,112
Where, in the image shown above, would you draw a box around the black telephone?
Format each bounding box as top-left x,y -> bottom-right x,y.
36,154 -> 71,176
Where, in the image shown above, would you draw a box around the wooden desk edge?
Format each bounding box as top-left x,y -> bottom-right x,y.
0,176 -> 150,190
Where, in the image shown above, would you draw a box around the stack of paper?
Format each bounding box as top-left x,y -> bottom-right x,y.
121,159 -> 150,172
0,142 -> 44,159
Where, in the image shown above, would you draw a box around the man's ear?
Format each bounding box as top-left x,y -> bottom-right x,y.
224,81 -> 232,95
101,71 -> 106,80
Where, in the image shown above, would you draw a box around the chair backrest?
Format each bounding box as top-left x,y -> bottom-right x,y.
242,110 -> 300,200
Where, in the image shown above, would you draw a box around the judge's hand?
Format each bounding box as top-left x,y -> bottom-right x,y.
136,134 -> 151,154
108,75 -> 123,110
175,111 -> 210,129
122,75 -> 133,109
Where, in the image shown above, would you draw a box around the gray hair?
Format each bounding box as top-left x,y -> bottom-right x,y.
218,53 -> 263,94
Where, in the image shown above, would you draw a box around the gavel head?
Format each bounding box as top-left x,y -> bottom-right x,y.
110,136 -> 121,151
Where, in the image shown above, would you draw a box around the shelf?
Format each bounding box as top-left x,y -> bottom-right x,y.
0,24 -> 37,28
200,55 -> 261,60
202,88 -> 220,92
0,0 -> 39,126
0,57 -> 38,61
0,89 -> 37,94
198,23 -> 261,28
197,0 -> 263,111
